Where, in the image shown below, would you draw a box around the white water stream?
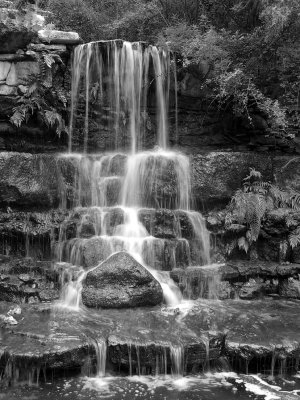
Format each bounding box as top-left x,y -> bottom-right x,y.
57,40 -> 214,311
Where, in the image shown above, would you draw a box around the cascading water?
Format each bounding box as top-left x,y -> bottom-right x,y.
56,39 -> 213,310
69,40 -> 170,153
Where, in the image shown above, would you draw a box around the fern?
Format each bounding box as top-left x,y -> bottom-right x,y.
226,239 -> 238,255
238,236 -> 249,253
289,228 -> 300,249
45,109 -> 67,137
226,167 -> 300,254
9,50 -> 68,136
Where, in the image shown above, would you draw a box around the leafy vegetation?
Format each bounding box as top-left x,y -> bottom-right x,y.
34,0 -> 300,137
8,0 -> 299,140
10,52 -> 68,137
225,168 -> 300,254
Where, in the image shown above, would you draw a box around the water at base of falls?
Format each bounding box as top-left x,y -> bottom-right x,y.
4,372 -> 298,400
55,39 -> 215,310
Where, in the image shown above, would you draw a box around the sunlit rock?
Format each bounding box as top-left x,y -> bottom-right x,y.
0,84 -> 17,95
0,61 -> 11,81
38,30 -> 81,44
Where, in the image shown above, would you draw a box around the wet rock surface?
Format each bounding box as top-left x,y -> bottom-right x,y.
0,298 -> 299,384
0,257 -> 60,303
0,210 -> 66,257
0,151 -> 298,212
171,261 -> 300,300
82,252 -> 163,308
279,278 -> 300,298
77,235 -> 190,271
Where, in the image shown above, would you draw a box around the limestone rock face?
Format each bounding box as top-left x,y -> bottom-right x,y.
0,61 -> 11,81
6,61 -> 40,86
82,252 -> 163,308
0,84 -> 17,95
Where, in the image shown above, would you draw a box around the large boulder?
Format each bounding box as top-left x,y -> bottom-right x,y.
82,252 -> 163,308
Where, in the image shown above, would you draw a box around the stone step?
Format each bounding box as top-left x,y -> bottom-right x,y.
0,151 -> 294,212
0,301 -> 225,384
171,261 -> 300,300
57,235 -> 191,271
55,206 -> 205,241
0,205 -> 208,265
0,258 -> 59,303
38,30 -> 82,45
1,299 -> 300,384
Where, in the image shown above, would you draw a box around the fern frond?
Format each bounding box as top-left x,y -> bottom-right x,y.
288,192 -> 300,210
289,227 -> 300,248
10,109 -> 26,127
42,52 -> 56,69
243,167 -> 262,183
238,236 -> 249,253
226,239 -> 238,255
53,88 -> 68,108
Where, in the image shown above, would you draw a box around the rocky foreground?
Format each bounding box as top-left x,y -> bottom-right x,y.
0,297 -> 300,386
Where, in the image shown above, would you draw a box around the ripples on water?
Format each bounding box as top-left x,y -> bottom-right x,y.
3,372 -> 300,400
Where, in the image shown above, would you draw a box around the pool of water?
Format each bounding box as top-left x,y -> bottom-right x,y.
2,373 -> 300,400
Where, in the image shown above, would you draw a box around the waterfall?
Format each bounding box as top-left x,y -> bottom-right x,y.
95,340 -> 107,378
170,345 -> 184,377
68,40 -> 170,153
57,39 -> 212,309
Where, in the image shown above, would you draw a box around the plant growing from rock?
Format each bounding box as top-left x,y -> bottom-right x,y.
225,168 -> 300,255
10,52 -> 68,137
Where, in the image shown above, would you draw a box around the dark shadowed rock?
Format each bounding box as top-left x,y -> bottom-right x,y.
0,153 -> 58,208
82,252 -> 163,308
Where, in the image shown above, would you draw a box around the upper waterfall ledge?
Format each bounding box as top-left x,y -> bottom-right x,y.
0,151 -> 297,210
